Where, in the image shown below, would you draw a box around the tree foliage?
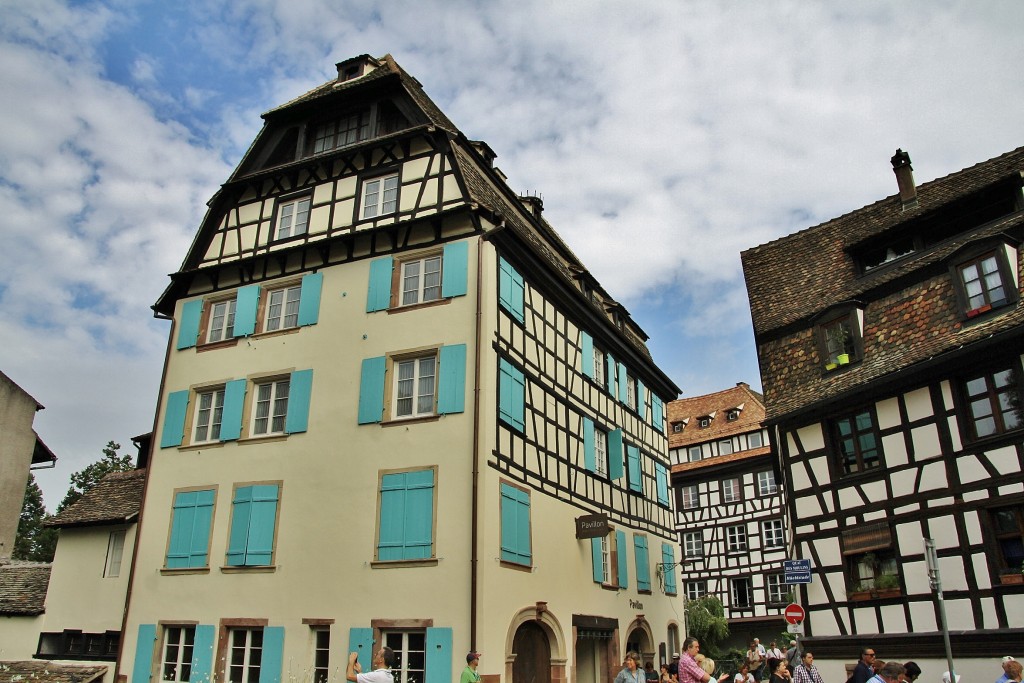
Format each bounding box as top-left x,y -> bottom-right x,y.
56,441 -> 133,513
12,473 -> 58,562
685,595 -> 730,656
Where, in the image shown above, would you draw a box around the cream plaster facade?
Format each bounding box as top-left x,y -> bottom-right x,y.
0,372 -> 45,560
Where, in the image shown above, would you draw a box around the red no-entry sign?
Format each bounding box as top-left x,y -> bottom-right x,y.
784,603 -> 805,625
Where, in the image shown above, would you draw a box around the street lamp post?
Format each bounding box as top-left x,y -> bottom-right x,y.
924,538 -> 956,682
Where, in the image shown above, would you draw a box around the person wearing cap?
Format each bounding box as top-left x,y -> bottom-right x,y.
669,653 -> 681,682
347,647 -> 396,683
461,652 -> 481,683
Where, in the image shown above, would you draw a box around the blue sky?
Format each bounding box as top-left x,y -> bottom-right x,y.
2,0 -> 1022,508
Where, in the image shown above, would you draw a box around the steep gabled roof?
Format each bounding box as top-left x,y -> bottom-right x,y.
667,382 -> 765,449
0,662 -> 107,683
45,469 -> 145,529
0,561 -> 51,615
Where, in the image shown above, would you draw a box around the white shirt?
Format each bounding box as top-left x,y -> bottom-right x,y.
358,669 -> 394,683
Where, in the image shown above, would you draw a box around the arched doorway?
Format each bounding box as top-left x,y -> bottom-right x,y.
513,621 -> 552,683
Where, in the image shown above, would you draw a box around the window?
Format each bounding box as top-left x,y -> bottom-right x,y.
726,525 -> 748,552
962,365 -> 1022,440
361,173 -> 399,218
591,529 -> 627,588
672,422 -> 684,433
722,477 -> 742,503
104,529 -> 126,578
681,484 -> 699,510
593,346 -> 606,385
833,408 -> 882,474
313,111 -> 369,153
817,308 -> 863,368
166,489 -> 215,569
274,197 -> 310,239
498,257 -> 526,323
757,470 -> 777,496
264,284 -> 302,331
687,446 -> 702,462
378,469 -> 435,561
594,427 -> 608,477
766,573 -> 788,605
748,431 -> 764,448
194,387 -> 226,444
36,630 -> 120,661
731,577 -> 753,609
400,255 -> 442,306
718,439 -> 734,455
162,626 -> 196,682
763,519 -> 786,548
991,505 -> 1024,574
382,631 -> 424,683
227,484 -> 279,567
500,482 -> 532,566
207,299 -> 236,343
842,523 -> 899,594
394,355 -> 436,419
683,531 -> 703,558
727,409 -> 739,421
252,378 -> 290,436
499,358 -> 526,432
311,628 -> 330,683
699,417 -> 711,428
957,250 -> 1013,317
685,581 -> 707,601
227,628 -> 263,683
598,534 -> 611,582
626,374 -> 637,410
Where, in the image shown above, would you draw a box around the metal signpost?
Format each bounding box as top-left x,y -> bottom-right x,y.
784,561 -> 812,653
925,539 -> 956,682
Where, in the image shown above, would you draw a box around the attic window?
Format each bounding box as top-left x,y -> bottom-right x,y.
339,63 -> 364,81
672,422 -> 684,434
699,417 -> 711,429
726,409 -> 740,421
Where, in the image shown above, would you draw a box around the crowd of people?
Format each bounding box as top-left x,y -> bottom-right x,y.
613,641 -> 1021,683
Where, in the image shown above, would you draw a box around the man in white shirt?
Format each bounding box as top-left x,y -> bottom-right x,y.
348,647 -> 396,683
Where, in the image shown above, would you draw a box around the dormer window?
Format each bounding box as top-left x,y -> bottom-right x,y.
726,409 -> 740,421
949,241 -> 1019,320
313,110 -> 370,154
815,305 -> 864,371
672,422 -> 684,434
699,417 -> 711,429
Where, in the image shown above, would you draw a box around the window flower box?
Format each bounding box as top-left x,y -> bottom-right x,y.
999,571 -> 1024,585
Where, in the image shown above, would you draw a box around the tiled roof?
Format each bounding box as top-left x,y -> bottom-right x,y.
0,662 -> 107,683
0,561 -> 51,615
671,446 -> 771,475
45,469 -> 145,528
667,383 -> 766,449
741,146 -> 1024,421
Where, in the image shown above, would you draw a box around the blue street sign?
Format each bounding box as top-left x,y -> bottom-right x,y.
784,559 -> 812,584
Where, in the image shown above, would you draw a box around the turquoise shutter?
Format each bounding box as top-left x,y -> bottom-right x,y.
245,485 -> 279,566
233,285 -> 260,337
132,624 -> 157,683
662,543 -> 677,594
591,537 -> 604,583
220,379 -> 247,441
167,490 -> 214,568
191,625 -> 216,683
285,369 -> 313,433
656,462 -> 669,505
499,257 -> 525,323
425,628 -> 453,683
580,331 -> 594,378
357,356 -> 386,424
616,529 -> 628,588
634,535 -> 651,591
297,273 -> 323,326
500,483 -> 531,564
499,358 -> 526,432
627,444 -> 642,493
227,486 -> 256,566
366,257 -> 393,312
441,242 -> 468,298
379,470 -> 434,560
348,628 -> 374,672
606,354 -> 616,394
637,379 -> 646,418
160,390 -> 189,448
583,417 -> 596,472
177,300 -> 203,350
653,395 -> 664,433
259,626 -> 285,683
617,362 -> 628,402
437,344 -> 467,414
608,429 -> 624,480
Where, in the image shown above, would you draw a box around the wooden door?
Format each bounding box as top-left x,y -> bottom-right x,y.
512,621 -> 551,683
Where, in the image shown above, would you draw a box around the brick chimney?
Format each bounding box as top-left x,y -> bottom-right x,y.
891,149 -> 918,210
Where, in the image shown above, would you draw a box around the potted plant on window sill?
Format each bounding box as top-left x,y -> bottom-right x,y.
836,353 -> 851,365
872,573 -> 901,598
998,569 -> 1024,585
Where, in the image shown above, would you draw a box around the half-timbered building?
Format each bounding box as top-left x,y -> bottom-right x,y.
118,54 -> 681,683
741,147 -> 1024,681
667,383 -> 786,645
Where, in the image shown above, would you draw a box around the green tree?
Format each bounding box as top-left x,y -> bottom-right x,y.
685,595 -> 730,657
57,440 -> 133,513
12,473 -> 58,562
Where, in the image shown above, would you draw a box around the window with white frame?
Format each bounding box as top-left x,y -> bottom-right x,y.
161,626 -> 196,682
722,477 -> 742,503
252,378 -> 290,436
726,524 -> 748,552
766,573 -> 788,604
207,299 -> 236,343
626,374 -> 637,410
748,431 -> 764,448
382,631 -> 425,683
313,111 -> 369,153
672,422 -> 684,433
599,533 -> 612,582
400,254 -> 442,306
311,628 -> 330,683
264,284 -> 302,331
731,577 -> 753,609
757,470 -> 778,496
681,484 -> 699,510
194,387 -> 226,443
687,446 -> 701,462
763,519 -> 786,548
274,197 -> 311,240
362,173 -> 399,219
394,354 -> 437,419
227,628 -> 263,683
685,580 -> 707,601
727,409 -> 739,421
718,439 -> 734,455
594,427 -> 608,477
104,529 -> 126,578
593,347 -> 606,385
699,417 -> 711,428
683,531 -> 703,558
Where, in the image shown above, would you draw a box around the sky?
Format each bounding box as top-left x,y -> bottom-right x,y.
2,0 -> 1022,510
